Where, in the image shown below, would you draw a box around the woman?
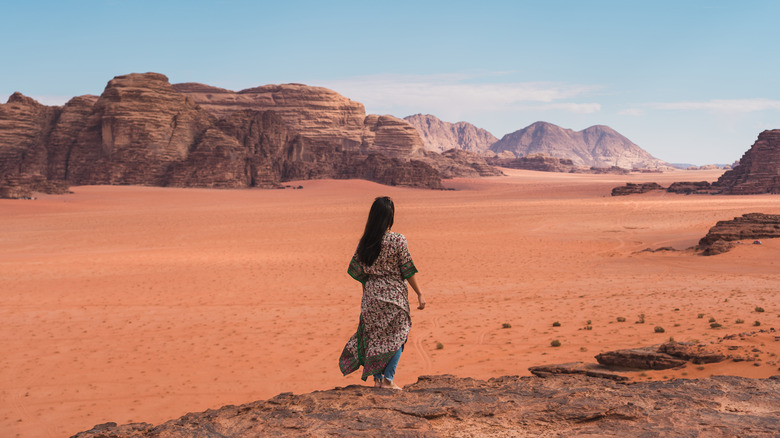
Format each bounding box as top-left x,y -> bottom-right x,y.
339,196 -> 425,390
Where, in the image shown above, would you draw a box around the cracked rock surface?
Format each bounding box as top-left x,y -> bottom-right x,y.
73,374 -> 780,437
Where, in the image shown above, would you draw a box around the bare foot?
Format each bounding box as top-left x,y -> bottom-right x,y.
373,378 -> 382,388
381,378 -> 402,390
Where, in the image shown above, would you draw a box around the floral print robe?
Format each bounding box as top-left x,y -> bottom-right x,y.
339,232 -> 418,380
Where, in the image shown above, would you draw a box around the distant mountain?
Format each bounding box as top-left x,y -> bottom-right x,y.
404,114 -> 498,154
490,121 -> 669,169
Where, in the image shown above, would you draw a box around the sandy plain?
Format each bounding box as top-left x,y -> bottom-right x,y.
1,168 -> 778,437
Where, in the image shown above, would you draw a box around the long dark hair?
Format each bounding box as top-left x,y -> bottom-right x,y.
356,196 -> 395,266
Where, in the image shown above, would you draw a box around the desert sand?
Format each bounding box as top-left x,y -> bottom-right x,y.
1,168 -> 778,437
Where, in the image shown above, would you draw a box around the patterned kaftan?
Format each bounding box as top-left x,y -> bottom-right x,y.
339,232 -> 418,380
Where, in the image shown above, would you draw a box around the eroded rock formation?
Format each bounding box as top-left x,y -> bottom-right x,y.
73,373 -> 780,437
0,73 -> 454,191
488,153 -> 630,174
611,182 -> 664,196
697,213 -> 780,255
715,130 -> 780,194
403,113 -> 498,154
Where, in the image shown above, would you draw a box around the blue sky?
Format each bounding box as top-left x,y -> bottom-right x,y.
2,0 -> 779,165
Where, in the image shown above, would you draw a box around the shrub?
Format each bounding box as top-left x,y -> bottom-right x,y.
617,316 -> 626,322
708,317 -> 716,323
502,323 -> 512,329
710,322 -> 722,329
635,314 -> 645,324
735,319 -> 745,324
435,342 -> 444,350
654,326 -> 665,333
697,313 -> 705,319
552,321 -> 561,327
754,321 -> 761,327
550,340 -> 561,347
755,306 -> 765,313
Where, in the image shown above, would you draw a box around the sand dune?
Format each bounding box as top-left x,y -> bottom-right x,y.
1,169 -> 778,437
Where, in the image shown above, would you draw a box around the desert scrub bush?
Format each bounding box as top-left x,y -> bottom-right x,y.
708,317 -> 716,323
754,321 -> 761,327
654,326 -> 665,333
635,314 -> 645,324
710,322 -> 722,329
616,316 -> 626,322
552,321 -> 561,327
435,341 -> 444,350
502,323 -> 512,329
550,340 -> 561,347
697,313 -> 705,319
736,319 -> 745,324
755,306 -> 765,313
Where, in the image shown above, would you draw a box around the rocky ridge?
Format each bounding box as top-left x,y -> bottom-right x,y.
490,122 -> 670,169
72,328 -> 779,437
403,113 -> 498,154
73,374 -> 779,437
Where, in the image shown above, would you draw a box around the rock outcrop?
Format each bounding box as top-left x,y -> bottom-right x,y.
73,373 -> 780,437
0,73 -> 452,190
611,182 -> 664,196
403,113 -> 498,154
714,129 -> 780,194
490,122 -> 670,170
0,92 -> 61,183
666,181 -> 718,195
488,153 -> 630,174
421,149 -> 504,178
66,73 -> 217,185
697,213 -> 780,255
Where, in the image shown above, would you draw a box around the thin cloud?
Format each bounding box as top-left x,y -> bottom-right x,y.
618,108 -> 645,116
520,103 -> 602,114
651,98 -> 780,113
317,74 -> 601,115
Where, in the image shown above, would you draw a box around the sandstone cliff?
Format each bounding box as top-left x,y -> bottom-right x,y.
714,129 -> 780,194
404,113 -> 498,154
0,73 -> 451,191
490,121 -> 670,170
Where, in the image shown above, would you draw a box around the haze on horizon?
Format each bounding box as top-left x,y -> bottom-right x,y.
2,0 -> 779,166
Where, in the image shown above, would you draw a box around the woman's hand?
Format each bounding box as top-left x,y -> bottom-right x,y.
417,294 -> 426,310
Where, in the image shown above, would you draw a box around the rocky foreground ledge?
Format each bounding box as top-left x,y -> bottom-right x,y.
74,373 -> 779,437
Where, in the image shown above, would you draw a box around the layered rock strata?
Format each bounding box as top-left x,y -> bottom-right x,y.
0,73 -> 450,190
73,373 -> 780,437
715,130 -> 780,194
698,212 -> 780,255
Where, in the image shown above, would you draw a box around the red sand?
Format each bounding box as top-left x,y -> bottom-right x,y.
1,169 -> 778,437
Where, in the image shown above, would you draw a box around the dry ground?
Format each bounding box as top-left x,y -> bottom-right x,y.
1,169 -> 778,437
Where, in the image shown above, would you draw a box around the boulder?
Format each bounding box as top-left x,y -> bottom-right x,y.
595,346 -> 688,370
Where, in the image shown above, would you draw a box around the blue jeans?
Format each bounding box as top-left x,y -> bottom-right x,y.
374,346 -> 403,382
